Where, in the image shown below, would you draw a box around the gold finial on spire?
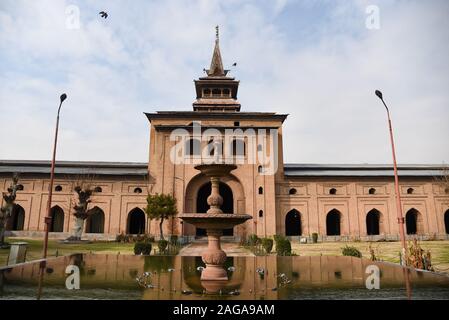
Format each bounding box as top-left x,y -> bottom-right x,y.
215,25 -> 219,42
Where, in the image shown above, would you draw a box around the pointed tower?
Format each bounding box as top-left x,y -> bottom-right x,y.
193,26 -> 241,112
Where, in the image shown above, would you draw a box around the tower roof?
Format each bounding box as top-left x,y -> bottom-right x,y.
193,26 -> 240,112
206,26 -> 227,77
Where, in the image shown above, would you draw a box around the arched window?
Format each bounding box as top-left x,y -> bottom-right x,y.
212,88 -> 221,97
134,187 -> 142,194
285,209 -> 302,236
259,210 -> 263,218
127,208 -> 146,234
366,209 -> 381,235
444,209 -> 449,234
258,187 -> 263,194
329,188 -> 337,195
55,185 -> 63,192
289,188 -> 297,195
231,139 -> 245,156
326,209 -> 341,236
405,208 -> 421,235
185,138 -> 201,156
94,186 -> 102,193
6,204 -> 25,231
17,184 -> 24,191
407,188 -> 414,194
207,139 -> 222,157
369,188 -> 376,195
86,207 -> 105,233
257,166 -> 263,173
50,206 -> 64,232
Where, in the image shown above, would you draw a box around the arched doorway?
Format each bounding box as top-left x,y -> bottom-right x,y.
85,207 -> 105,233
6,204 -> 25,231
196,182 -> 233,236
326,209 -> 341,236
366,209 -> 381,235
285,209 -> 302,236
445,209 -> 449,234
405,208 -> 421,235
127,208 -> 146,234
50,206 -> 64,232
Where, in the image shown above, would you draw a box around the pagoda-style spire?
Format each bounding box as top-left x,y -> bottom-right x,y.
207,26 -> 226,77
193,26 -> 240,112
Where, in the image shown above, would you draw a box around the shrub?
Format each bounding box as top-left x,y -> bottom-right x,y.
312,233 -> 318,243
145,235 -> 155,243
341,245 -> 362,258
158,239 -> 168,253
276,238 -> 292,256
116,233 -> 125,243
134,242 -> 152,255
248,234 -> 260,247
169,235 -> 178,245
261,238 -> 274,254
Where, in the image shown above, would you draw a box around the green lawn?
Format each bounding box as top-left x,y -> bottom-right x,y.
0,237 -> 136,266
290,240 -> 449,274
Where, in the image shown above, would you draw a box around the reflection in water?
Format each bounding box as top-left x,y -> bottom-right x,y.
1,254 -> 448,300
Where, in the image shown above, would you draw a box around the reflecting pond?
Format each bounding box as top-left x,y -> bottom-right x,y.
1,254 -> 448,300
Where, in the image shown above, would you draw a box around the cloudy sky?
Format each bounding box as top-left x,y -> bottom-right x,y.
0,0 -> 448,165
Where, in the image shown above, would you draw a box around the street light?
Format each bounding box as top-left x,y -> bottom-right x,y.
42,93 -> 67,259
375,90 -> 407,264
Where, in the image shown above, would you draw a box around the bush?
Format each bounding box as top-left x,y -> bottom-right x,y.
341,245 -> 362,258
158,239 -> 168,253
261,238 -> 274,254
169,235 -> 178,245
145,235 -> 155,243
248,234 -> 260,247
312,233 -> 318,243
134,242 -> 152,255
276,237 -> 292,256
116,233 -> 125,243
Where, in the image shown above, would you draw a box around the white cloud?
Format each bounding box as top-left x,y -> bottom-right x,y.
0,0 -> 448,165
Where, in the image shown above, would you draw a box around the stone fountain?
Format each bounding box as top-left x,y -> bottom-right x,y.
180,164 -> 252,283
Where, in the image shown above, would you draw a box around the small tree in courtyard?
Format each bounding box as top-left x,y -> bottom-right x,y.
145,193 -> 177,241
66,176 -> 99,241
0,173 -> 23,247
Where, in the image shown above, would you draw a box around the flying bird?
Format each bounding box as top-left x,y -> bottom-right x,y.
99,11 -> 108,19
232,62 -> 237,67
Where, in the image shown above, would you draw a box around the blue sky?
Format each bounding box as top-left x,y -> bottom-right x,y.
0,0 -> 448,164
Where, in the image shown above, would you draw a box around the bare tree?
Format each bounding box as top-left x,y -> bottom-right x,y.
0,173 -> 23,247
65,173 -> 99,241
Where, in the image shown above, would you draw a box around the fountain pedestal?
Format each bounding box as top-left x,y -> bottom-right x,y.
179,164 -> 252,282
201,229 -> 227,280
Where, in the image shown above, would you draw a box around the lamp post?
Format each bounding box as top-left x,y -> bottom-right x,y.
42,93 -> 67,259
375,90 -> 407,264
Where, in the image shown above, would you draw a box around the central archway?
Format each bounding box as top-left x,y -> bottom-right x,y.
127,208 -> 146,234
285,209 -> 302,236
326,209 -> 341,236
196,182 -> 233,236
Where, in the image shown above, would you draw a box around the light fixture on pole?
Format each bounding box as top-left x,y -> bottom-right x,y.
42,93 -> 67,259
375,90 -> 407,264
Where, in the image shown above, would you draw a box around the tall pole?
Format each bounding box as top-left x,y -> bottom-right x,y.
42,94 -> 67,259
375,90 -> 407,264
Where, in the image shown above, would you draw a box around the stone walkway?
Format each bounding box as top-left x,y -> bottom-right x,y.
179,241 -> 254,257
